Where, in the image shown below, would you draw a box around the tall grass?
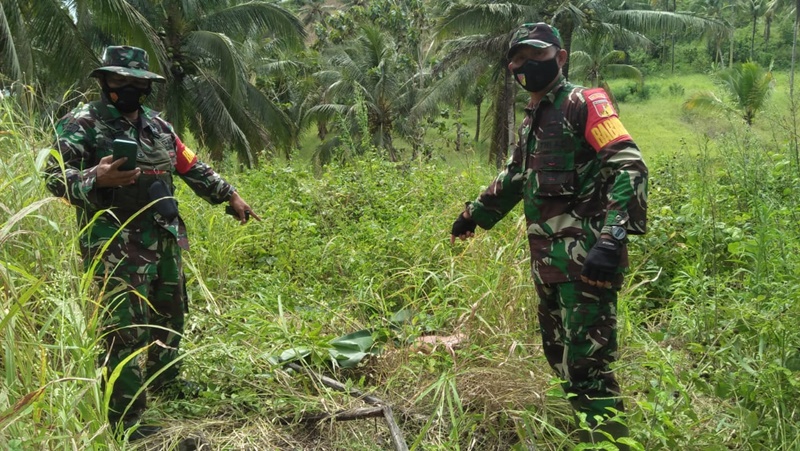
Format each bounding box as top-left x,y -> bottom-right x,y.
3,76 -> 800,450
0,98 -> 114,448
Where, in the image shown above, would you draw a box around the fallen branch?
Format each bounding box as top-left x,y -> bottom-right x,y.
383,405 -> 408,451
290,406 -> 385,423
284,362 -> 409,451
285,362 -> 383,405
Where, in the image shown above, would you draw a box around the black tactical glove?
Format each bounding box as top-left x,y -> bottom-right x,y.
451,203 -> 477,238
581,237 -> 622,284
225,205 -> 251,221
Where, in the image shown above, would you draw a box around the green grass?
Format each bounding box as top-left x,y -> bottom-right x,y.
4,68 -> 800,449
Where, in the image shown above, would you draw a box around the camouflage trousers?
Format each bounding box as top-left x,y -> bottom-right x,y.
535,280 -> 623,425
83,219 -> 186,422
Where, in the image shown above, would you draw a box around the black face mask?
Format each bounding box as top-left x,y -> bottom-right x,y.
101,81 -> 150,113
512,57 -> 560,93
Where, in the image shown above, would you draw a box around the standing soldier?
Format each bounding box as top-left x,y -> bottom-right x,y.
44,46 -> 260,440
450,23 -> 648,449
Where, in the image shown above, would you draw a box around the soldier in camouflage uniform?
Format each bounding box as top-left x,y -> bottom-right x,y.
44,46 -> 260,439
450,23 -> 647,448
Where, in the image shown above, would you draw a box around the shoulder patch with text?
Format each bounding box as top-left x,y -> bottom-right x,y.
175,136 -> 198,174
583,88 -> 632,151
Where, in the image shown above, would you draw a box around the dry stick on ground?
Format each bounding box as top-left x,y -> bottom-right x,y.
284,362 -> 409,451
291,406 -> 385,423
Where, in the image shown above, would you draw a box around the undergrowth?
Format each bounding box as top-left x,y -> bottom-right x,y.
2,91 -> 800,450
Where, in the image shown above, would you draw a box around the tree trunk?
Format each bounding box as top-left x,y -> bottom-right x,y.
671,35 -> 675,74
474,99 -> 481,142
489,68 -> 515,168
559,21 -> 573,79
792,0 -> 799,97
751,16 -> 757,61
790,0 -> 799,168
455,99 -> 463,153
764,15 -> 772,43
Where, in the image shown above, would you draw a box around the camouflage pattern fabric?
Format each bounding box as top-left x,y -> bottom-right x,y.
45,100 -> 236,249
466,76 -> 647,428
90,45 -> 166,82
468,77 -> 648,285
536,281 -> 622,424
93,226 -> 185,421
45,99 -> 235,422
507,22 -> 563,56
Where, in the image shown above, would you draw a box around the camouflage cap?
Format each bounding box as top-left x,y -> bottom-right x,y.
507,23 -> 562,59
90,46 -> 166,82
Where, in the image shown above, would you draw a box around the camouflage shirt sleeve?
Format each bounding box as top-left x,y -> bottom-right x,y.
467,139 -> 527,230
160,120 -> 235,204
581,88 -> 648,235
43,106 -> 103,209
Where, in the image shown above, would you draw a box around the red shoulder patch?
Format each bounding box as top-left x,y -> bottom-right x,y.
583,88 -> 632,152
175,136 -> 198,174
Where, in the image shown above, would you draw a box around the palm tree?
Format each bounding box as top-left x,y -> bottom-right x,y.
683,61 -> 774,126
120,0 -> 306,166
240,38 -> 322,160
692,0 -> 733,68
435,0 -> 723,167
312,25 -> 414,162
741,0 -> 770,60
411,40 -> 496,154
791,0 -> 800,96
0,0 -> 98,110
569,32 -> 643,107
4,0 -> 305,166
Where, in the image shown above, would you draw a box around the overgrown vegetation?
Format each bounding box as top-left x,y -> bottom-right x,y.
4,0 -> 800,449
3,73 -> 800,448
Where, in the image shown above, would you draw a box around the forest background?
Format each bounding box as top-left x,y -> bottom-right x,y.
3,0 -> 800,450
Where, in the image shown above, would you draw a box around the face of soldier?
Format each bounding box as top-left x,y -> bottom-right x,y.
105,73 -> 151,90
101,73 -> 152,113
508,46 -> 562,93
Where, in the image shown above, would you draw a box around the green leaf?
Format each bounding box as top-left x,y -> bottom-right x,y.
785,354 -> 800,372
267,347 -> 311,365
327,330 -> 376,368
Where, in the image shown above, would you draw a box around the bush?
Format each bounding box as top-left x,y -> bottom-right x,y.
616,81 -> 658,103
667,82 -> 685,97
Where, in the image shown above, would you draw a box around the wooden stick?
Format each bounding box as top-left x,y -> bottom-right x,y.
295,406 -> 386,423
284,362 -> 409,451
383,406 -> 409,451
285,362 -> 384,405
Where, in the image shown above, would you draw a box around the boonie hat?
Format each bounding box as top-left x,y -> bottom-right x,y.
507,23 -> 562,59
90,46 -> 166,82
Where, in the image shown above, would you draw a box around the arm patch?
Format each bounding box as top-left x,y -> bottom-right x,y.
583,88 -> 632,152
175,136 -> 198,174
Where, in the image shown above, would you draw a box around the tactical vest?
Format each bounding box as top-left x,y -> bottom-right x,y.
523,89 -> 594,201
91,101 -> 175,220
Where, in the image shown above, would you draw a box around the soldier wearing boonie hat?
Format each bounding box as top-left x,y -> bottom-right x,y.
89,46 -> 165,114
450,22 -> 648,450
45,44 -> 260,442
90,45 -> 167,82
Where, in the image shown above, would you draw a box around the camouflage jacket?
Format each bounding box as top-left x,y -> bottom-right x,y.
45,99 -> 236,251
469,77 -> 648,284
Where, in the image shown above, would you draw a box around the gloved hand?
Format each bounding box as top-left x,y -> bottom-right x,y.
580,237 -> 622,287
450,203 -> 477,244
